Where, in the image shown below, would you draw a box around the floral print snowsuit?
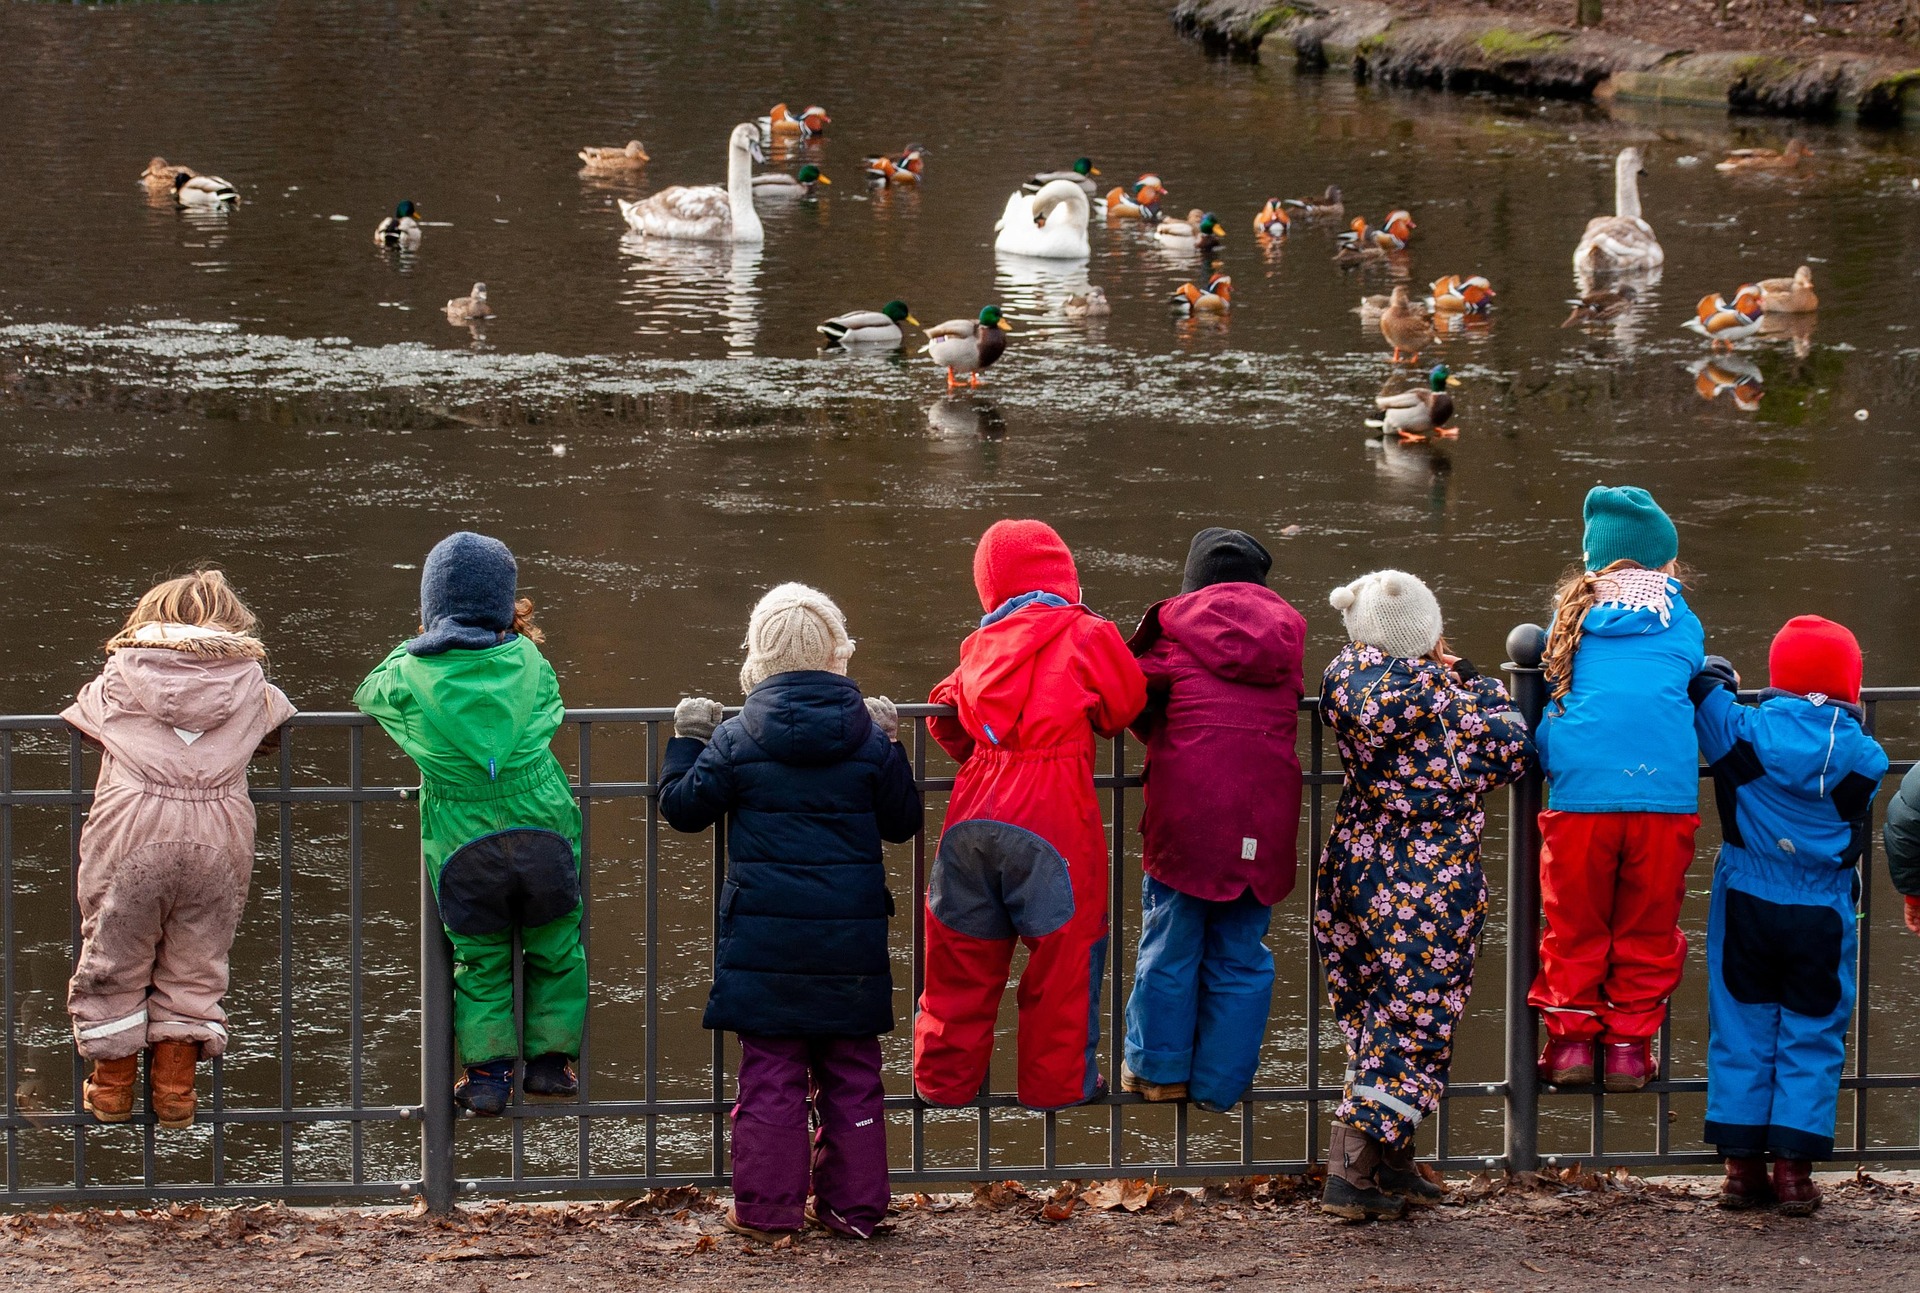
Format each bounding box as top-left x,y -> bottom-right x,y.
1314,645 -> 1535,1146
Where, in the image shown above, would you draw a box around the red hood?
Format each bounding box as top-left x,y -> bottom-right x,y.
955,604 -> 1083,744
1132,583 -> 1304,685
973,519 -> 1080,612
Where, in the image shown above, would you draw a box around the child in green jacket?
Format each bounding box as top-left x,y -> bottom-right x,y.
356,532 -> 586,1115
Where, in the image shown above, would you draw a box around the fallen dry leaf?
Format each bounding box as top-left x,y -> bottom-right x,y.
1054,1283 -> 1099,1289
689,1233 -> 717,1253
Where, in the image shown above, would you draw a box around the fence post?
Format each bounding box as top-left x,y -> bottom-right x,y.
420,860 -> 457,1212
1502,624 -> 1548,1174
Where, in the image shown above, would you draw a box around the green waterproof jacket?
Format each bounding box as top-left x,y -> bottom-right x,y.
354,637 -> 582,885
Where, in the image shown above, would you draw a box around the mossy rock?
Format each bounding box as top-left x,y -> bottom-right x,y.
1249,5 -> 1305,40
1475,27 -> 1569,59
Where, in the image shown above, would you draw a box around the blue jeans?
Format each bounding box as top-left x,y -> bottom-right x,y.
1124,875 -> 1275,1110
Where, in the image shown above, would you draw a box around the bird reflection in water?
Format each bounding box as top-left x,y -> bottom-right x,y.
1758,310 -> 1816,359
1572,266 -> 1662,352
994,252 -> 1092,340
1690,354 -> 1765,411
926,394 -> 1008,441
1369,433 -> 1453,511
619,235 -> 763,356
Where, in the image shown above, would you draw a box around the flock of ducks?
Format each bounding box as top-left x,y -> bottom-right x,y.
139,122 -> 1825,419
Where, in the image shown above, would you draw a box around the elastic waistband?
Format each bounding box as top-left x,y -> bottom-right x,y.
424,758 -> 567,803
124,779 -> 248,803
964,740 -> 1094,766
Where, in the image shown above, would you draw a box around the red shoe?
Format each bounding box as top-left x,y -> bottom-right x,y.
1537,1038 -> 1595,1087
1601,1040 -> 1655,1092
1719,1156 -> 1773,1210
1772,1159 -> 1821,1216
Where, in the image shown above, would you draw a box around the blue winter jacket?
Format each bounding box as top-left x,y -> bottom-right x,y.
1693,679 -> 1889,899
659,671 -> 923,1038
1536,581 -> 1706,814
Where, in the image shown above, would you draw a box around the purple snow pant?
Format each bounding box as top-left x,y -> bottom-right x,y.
732,1034 -> 889,1237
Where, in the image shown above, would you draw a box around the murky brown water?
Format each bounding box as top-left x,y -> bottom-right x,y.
2,0 -> 1917,1193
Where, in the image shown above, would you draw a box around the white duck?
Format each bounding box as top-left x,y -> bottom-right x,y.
993,178 -> 1091,261
1573,147 -> 1664,273
619,122 -> 766,243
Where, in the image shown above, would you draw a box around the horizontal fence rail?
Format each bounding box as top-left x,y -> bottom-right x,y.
0,655 -> 1916,1210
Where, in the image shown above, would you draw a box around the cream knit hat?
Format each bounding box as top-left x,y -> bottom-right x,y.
739,583 -> 855,692
1329,569 -> 1444,660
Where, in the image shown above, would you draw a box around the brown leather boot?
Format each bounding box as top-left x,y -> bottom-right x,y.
1772,1158 -> 1821,1216
1718,1155 -> 1773,1210
147,1041 -> 200,1129
1378,1136 -> 1445,1203
82,1056 -> 139,1124
1320,1122 -> 1406,1221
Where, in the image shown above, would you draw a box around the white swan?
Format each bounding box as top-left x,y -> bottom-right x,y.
992,178 -> 1090,261
619,122 -> 765,243
1573,147 -> 1663,273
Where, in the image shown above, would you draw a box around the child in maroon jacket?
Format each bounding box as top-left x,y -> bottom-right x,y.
1121,529 -> 1307,1112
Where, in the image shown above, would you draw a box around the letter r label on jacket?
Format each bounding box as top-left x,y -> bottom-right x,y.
1241,837 -> 1259,861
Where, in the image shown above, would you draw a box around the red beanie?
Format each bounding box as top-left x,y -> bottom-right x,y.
972,519 -> 1080,612
1768,615 -> 1862,704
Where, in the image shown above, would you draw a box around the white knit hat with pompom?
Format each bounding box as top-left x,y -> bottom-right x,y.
739,583 -> 855,692
1329,569 -> 1444,660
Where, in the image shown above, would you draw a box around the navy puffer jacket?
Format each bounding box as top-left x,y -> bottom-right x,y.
659,671 -> 923,1037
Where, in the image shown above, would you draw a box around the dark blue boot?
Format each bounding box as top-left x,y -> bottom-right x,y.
523,1053 -> 578,1098
454,1060 -> 514,1116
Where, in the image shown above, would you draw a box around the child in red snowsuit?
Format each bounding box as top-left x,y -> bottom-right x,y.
914,520 -> 1147,1110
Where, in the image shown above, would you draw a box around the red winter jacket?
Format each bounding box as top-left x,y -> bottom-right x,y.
1128,583 -> 1307,905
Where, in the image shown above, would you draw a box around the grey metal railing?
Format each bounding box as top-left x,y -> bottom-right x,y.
0,631 -> 1915,1210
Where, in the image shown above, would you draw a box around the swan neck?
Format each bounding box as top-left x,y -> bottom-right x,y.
729,138 -> 762,238
1615,160 -> 1642,221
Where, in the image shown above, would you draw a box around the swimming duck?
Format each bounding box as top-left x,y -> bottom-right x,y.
445,283 -> 494,324
577,140 -> 651,172
1170,274 -> 1232,314
1334,217 -> 1389,266
922,306 -> 1010,388
1683,284 -> 1765,349
1023,158 -> 1100,197
141,157 -> 195,192
1573,147 -> 1664,272
994,178 -> 1092,260
1758,264 -> 1818,314
1560,284 -> 1638,327
618,122 -> 766,243
1368,364 -> 1461,439
1102,177 -> 1167,220
1715,140 -> 1811,174
1380,286 -> 1434,362
1155,209 -> 1225,252
1253,199 -> 1291,238
1371,210 -> 1416,252
1063,287 -> 1111,318
1283,184 -> 1344,218
753,164 -> 831,196
375,200 -> 422,246
864,147 -> 926,184
764,104 -> 831,138
1431,274 -> 1495,313
818,299 -> 917,346
174,171 -> 239,208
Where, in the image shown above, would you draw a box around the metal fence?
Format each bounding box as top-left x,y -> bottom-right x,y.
1,635 -> 1916,1210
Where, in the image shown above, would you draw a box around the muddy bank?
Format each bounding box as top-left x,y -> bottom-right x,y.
1171,0 -> 1920,120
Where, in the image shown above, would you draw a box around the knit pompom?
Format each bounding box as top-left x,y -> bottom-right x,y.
739,582 -> 855,692
1328,584 -> 1357,612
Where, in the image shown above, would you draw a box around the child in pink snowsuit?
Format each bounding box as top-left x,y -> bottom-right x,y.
62,571 -> 295,1129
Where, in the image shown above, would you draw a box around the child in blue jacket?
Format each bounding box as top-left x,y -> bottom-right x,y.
1691,616 -> 1887,1216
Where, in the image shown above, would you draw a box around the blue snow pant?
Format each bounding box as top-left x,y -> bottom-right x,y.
1705,857 -> 1856,1161
1123,876 -> 1275,1112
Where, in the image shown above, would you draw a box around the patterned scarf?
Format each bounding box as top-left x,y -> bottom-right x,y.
1591,567 -> 1674,627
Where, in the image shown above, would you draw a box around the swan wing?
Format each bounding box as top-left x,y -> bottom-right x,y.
622,184 -> 732,239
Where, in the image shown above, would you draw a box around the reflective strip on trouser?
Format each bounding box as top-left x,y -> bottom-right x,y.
75,1008 -> 149,1044
447,903 -> 587,1067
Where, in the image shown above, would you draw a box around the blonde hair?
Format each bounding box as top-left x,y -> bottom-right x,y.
106,569 -> 258,654
510,596 -> 545,645
1541,559 -> 1686,701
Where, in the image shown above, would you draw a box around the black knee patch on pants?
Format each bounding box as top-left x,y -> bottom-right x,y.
436,829 -> 580,936
930,820 -> 1075,940
1722,887 -> 1842,1018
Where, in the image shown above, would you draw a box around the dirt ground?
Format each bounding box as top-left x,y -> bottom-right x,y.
3,1169 -> 1916,1292
1389,0 -> 1920,60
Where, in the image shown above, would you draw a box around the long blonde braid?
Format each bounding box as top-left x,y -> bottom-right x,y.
1542,559 -> 1688,701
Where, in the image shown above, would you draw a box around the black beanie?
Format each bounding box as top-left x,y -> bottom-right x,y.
406,531 -> 519,656
1181,527 -> 1272,594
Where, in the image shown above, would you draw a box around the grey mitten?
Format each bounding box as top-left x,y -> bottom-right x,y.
864,695 -> 900,743
673,697 -> 725,742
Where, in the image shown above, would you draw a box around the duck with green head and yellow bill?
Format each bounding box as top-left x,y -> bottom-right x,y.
375,200 -> 421,246
922,306 -> 1009,388
1023,157 -> 1100,197
818,299 -> 918,346
754,164 -> 831,197
1155,209 -> 1224,253
1367,364 -> 1461,440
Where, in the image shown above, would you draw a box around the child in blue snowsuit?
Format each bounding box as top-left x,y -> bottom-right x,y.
1691,615 -> 1887,1215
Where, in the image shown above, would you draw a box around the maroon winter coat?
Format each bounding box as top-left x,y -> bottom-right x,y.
1127,582 -> 1307,906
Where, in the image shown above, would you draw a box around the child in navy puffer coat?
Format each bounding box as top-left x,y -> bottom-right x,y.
1692,616 -> 1887,1216
661,584 -> 923,1241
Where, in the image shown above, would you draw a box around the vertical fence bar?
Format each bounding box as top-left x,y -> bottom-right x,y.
348,723 -> 366,1185
278,735 -> 295,1186
644,719 -> 660,1181
711,819 -> 727,1179
69,729 -> 86,1191
1305,708 -> 1324,1170
420,859 -> 456,1212
575,721 -> 593,1182
2,731 -> 16,1195
1502,625 -> 1547,1174
910,717 -> 928,1177
1108,733 -> 1125,1172
1854,698 -> 1877,1154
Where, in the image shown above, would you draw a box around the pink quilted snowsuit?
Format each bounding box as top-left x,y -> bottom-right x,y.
61,628 -> 295,1060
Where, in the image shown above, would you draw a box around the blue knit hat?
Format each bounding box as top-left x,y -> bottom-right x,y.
406,532 -> 518,656
1582,486 -> 1678,572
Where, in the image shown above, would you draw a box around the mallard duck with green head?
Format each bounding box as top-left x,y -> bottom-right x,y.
922,306 -> 1010,388
754,164 -> 831,197
1367,364 -> 1461,440
1023,157 -> 1100,197
818,299 -> 918,346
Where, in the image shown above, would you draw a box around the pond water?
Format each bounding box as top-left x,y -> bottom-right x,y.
1,0 -> 1917,1192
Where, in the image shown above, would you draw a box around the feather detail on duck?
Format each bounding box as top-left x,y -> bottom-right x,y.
1334,217 -> 1389,266
921,306 -> 1009,388
1682,284 -> 1764,348
1367,364 -> 1461,440
1715,140 -> 1810,173
763,104 -> 831,138
1371,210 -> 1416,251
1155,208 -> 1225,252
445,283 -> 494,324
577,141 -> 651,172
818,299 -> 917,346
1023,158 -> 1100,197
863,147 -> 926,184
1101,176 -> 1166,220
1282,184 -> 1343,218
1431,274 -> 1495,313
618,123 -> 766,243
1063,287 -> 1111,318
1758,264 -> 1818,314
1380,286 -> 1433,362
753,164 -> 831,196
1560,284 -> 1638,327
142,157 -> 195,192
1574,147 -> 1664,272
994,178 -> 1092,260
1254,199 -> 1291,237
1170,274 -> 1231,315
174,171 -> 238,208
374,200 -> 421,246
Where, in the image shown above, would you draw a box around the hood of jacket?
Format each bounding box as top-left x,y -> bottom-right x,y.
389,636 -> 556,778
109,645 -> 268,735
1749,690 -> 1882,801
972,519 -> 1080,612
1132,583 -> 1302,685
738,671 -> 874,766
956,604 -> 1084,745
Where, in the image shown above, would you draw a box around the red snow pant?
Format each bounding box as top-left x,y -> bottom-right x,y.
1528,810 -> 1699,1042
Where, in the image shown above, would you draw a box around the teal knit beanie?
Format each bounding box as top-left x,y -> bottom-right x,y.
1582,486 -> 1678,572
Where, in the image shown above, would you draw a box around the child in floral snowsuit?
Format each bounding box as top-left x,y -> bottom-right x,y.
1315,571 -> 1534,1220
